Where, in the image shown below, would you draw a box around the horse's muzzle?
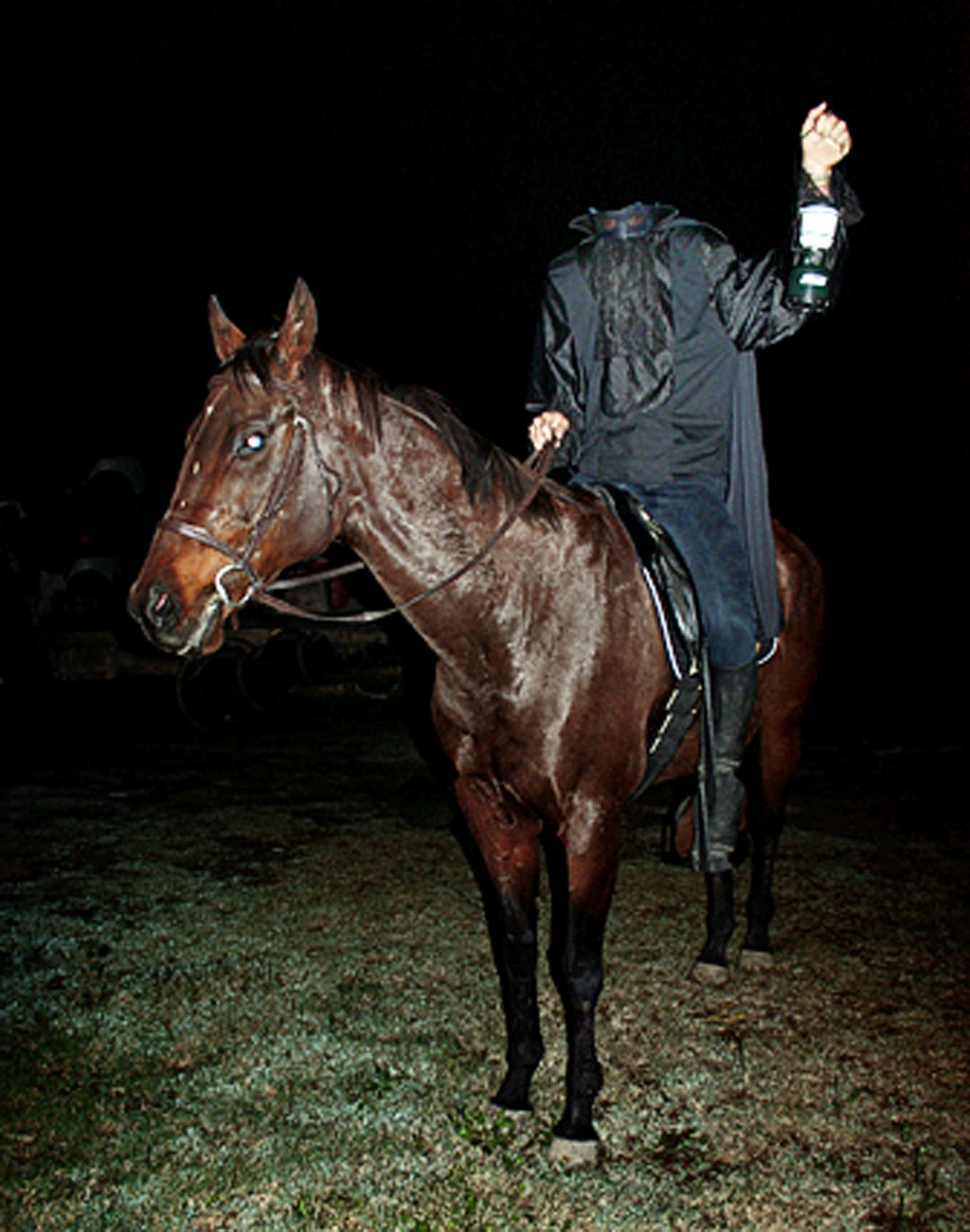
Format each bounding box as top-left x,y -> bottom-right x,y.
128,578 -> 223,656
128,579 -> 178,646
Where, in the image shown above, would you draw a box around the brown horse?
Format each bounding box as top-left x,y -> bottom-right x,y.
129,280 -> 823,1163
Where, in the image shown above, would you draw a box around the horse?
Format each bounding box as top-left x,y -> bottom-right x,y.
129,279 -> 824,1163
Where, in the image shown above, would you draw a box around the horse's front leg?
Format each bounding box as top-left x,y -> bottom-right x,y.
453,775 -> 544,1113
545,810 -> 620,1163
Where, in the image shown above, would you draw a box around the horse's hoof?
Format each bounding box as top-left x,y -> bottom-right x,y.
548,1135 -> 600,1167
496,1105 -> 532,1130
739,948 -> 774,973
692,960 -> 730,986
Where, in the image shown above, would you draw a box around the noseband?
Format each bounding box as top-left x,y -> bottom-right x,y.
157,408 -> 337,612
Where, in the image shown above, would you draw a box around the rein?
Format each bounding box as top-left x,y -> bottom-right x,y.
257,439 -> 555,626
157,393 -> 555,626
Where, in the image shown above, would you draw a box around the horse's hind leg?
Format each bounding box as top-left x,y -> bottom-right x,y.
741,825 -> 780,969
453,775 -> 544,1113
695,869 -> 737,982
740,524 -> 824,969
740,722 -> 800,968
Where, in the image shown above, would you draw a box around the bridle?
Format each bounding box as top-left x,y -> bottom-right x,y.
156,393 -> 554,626
157,402 -> 340,612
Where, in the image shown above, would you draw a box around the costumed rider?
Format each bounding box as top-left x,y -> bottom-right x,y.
527,103 -> 861,884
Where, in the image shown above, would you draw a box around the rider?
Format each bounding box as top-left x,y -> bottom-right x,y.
527,103 -> 860,883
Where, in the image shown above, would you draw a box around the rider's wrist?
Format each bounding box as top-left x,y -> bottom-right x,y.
803,166 -> 832,194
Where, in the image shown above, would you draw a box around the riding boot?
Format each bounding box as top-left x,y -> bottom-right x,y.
703,660 -> 758,874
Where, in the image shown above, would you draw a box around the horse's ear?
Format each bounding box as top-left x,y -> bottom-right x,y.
208,295 -> 246,361
274,278 -> 318,381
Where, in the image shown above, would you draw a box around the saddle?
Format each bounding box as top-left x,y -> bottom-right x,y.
582,484 -> 705,798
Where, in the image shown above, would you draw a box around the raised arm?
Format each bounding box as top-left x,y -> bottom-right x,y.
706,102 -> 859,347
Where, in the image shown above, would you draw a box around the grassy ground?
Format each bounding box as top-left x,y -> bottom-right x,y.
1,680 -> 967,1230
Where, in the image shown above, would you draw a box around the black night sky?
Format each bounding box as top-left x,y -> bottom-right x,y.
9,1 -> 968,702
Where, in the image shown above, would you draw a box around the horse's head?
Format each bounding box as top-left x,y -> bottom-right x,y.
129,279 -> 348,656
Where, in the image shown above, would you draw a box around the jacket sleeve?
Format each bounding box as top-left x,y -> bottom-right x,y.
526,274 -> 588,438
704,168 -> 862,351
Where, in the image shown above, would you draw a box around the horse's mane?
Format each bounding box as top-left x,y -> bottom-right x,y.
221,336 -> 561,528
388,385 -> 561,527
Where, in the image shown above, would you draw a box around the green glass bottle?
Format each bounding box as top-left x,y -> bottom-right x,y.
786,202 -> 840,310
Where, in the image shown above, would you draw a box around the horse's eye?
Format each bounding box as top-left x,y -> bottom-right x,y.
236,429 -> 267,458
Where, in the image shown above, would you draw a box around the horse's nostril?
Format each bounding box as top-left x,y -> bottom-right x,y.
147,582 -> 180,631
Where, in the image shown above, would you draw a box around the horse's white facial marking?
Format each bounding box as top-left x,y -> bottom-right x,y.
205,404 -> 215,416
192,460 -> 201,476
179,595 -> 223,657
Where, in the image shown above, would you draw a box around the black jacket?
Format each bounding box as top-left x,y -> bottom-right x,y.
527,171 -> 861,638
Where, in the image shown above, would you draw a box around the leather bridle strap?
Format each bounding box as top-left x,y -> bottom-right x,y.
157,411 -> 330,611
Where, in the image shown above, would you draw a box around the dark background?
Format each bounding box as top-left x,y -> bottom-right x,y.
8,1 -> 968,711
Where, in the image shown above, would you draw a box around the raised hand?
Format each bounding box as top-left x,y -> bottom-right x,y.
800,102 -> 852,193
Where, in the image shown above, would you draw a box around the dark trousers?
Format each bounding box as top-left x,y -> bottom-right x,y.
618,476 -> 758,669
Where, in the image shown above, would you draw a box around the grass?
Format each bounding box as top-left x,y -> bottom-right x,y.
1,684 -> 968,1229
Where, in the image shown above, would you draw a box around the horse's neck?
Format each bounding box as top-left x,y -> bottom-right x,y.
337,405 -> 509,642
